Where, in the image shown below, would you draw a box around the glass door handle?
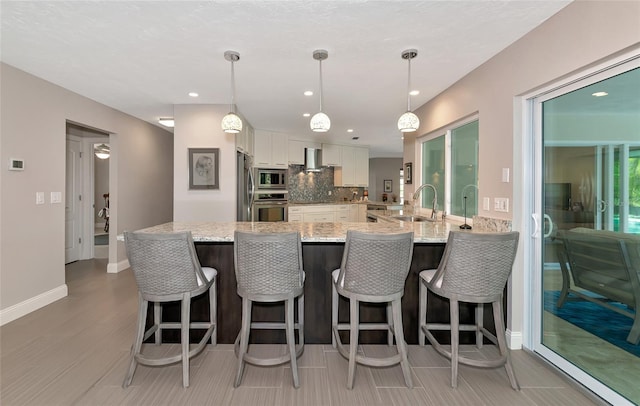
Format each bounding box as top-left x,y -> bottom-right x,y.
598,199 -> 608,213
531,213 -> 540,238
543,214 -> 554,238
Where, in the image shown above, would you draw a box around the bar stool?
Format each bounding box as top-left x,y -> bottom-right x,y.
331,230 -> 414,389
233,231 -> 305,388
418,231 -> 520,389
123,231 -> 217,388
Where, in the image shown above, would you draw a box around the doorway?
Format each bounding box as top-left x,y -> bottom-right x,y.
528,59 -> 640,404
64,122 -> 110,264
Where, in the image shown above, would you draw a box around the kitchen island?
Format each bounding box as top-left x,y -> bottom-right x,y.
130,214 -> 508,345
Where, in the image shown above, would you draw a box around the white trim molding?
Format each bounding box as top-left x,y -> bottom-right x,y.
506,328 -> 523,350
107,259 -> 129,274
0,284 -> 68,326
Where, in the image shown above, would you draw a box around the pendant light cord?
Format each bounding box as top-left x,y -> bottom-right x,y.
319,59 -> 324,113
406,56 -> 412,112
230,60 -> 236,114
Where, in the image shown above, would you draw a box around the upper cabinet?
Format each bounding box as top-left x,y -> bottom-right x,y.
288,139 -> 321,165
235,123 -> 254,156
321,143 -> 342,166
334,145 -> 369,187
253,130 -> 288,168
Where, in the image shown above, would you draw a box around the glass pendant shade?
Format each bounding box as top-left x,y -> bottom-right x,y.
94,143 -> 110,159
397,111 -> 420,132
310,112 -> 331,132
222,50 -> 243,134
221,112 -> 243,133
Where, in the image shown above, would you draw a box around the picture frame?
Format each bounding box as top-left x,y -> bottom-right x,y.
384,179 -> 392,193
405,162 -> 413,184
189,148 -> 220,190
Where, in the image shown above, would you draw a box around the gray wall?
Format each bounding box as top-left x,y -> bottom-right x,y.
369,158 -> 403,202
0,63 -> 174,317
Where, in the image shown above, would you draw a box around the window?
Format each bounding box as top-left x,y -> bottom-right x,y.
419,118 -> 478,218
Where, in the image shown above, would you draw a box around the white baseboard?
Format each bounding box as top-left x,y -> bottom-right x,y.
0,284 -> 68,326
506,329 -> 523,349
107,259 -> 130,274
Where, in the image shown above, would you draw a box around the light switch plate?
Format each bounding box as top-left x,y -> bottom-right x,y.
483,197 -> 490,211
36,192 -> 45,205
51,192 -> 62,204
502,168 -> 510,183
494,197 -> 509,212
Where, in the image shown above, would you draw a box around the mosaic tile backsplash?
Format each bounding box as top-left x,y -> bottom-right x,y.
287,165 -> 364,203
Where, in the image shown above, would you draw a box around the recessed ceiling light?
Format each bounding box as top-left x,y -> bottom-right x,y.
592,91 -> 608,97
303,113 -> 311,117
409,90 -> 420,96
188,92 -> 199,97
304,90 -> 313,96
347,129 -> 354,133
158,118 -> 175,127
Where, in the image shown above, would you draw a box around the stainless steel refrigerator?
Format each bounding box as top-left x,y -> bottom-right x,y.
236,152 -> 254,221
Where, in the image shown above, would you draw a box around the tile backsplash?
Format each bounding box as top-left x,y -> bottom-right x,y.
287,165 -> 364,203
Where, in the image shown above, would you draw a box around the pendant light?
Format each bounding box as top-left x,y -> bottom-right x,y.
310,49 -> 330,132
397,49 -> 420,133
94,143 -> 110,159
221,50 -> 243,134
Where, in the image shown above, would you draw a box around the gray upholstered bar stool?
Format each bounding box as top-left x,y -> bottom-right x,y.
331,230 -> 414,389
418,231 -> 520,390
123,231 -> 217,388
233,231 -> 305,388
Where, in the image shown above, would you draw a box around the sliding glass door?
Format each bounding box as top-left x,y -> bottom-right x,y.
532,64 -> 640,405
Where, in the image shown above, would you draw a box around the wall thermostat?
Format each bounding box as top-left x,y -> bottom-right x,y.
9,158 -> 25,171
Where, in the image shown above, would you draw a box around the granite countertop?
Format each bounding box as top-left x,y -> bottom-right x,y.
126,219 -> 453,243
120,209 -> 510,244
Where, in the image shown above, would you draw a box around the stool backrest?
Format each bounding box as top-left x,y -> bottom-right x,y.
432,231 -> 519,302
234,231 -> 303,296
340,231 -> 414,296
124,231 -> 202,296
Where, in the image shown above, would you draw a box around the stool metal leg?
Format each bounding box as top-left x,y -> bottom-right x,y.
286,298 -> 300,388
418,279 -> 427,346
123,294 -> 147,388
181,294 -> 190,387
210,283 -> 217,346
475,303 -> 484,349
347,298 -> 359,389
386,303 -> 393,345
234,298 -> 252,387
331,282 -> 338,348
450,299 -> 460,388
493,300 -> 520,390
392,299 -> 413,388
154,302 -> 162,344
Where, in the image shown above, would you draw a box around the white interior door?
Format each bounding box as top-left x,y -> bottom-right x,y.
65,137 -> 82,263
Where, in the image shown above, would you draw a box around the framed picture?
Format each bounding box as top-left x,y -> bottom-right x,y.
384,179 -> 392,193
405,162 -> 413,184
189,148 -> 220,190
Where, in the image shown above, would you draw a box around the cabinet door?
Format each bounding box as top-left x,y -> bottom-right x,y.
253,131 -> 272,167
288,213 -> 303,222
303,212 -> 336,222
354,147 -> 369,186
271,133 -> 289,168
288,140 -> 306,165
358,204 -> 367,222
322,143 -> 342,166
349,205 -> 359,222
341,146 -> 356,186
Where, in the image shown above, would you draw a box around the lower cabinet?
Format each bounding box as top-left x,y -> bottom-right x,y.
288,204 -> 367,223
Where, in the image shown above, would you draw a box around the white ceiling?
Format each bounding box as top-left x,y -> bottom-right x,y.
0,1 -> 573,157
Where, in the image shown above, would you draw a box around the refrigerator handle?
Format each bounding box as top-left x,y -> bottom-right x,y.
248,167 -> 255,207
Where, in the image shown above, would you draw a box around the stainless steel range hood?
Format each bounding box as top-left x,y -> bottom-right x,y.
304,148 -> 322,172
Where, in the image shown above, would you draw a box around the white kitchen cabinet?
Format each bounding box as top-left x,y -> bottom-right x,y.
288,140 -> 321,165
303,211 -> 335,222
321,143 -> 342,166
358,204 -> 367,222
335,205 -> 350,222
235,123 -> 254,156
349,204 -> 359,221
253,130 -> 288,168
288,206 -> 303,222
334,146 -> 369,187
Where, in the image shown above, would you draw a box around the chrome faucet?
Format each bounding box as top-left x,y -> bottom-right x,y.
413,183 -> 438,220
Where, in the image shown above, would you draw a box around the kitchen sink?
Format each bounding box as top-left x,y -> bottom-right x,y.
392,215 -> 435,222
